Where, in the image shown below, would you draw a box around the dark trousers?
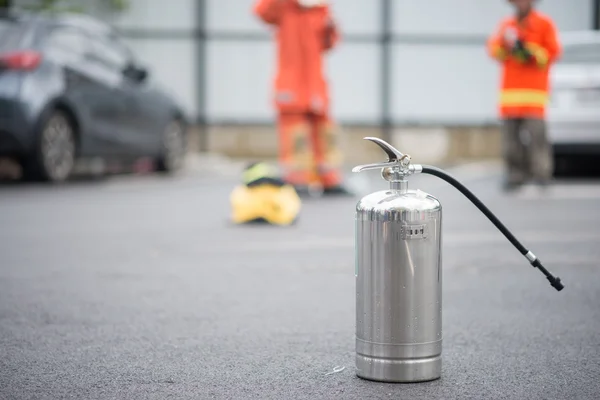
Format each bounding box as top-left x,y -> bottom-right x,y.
502,118 -> 553,184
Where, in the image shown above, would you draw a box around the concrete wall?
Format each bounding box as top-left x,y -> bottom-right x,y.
30,0 -> 591,126
389,0 -> 593,125
191,0 -> 592,163
190,124 -> 503,165
12,0 -> 596,162
204,0 -> 593,125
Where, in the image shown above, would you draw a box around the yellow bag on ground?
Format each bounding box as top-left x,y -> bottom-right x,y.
230,162 -> 301,226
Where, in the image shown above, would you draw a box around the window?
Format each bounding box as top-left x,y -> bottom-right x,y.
44,27 -> 88,56
559,43 -> 600,65
0,20 -> 27,51
88,33 -> 132,72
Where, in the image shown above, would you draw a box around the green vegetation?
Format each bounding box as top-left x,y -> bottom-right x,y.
0,0 -> 128,13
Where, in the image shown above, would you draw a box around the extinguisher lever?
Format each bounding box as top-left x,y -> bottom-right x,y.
352,137 -> 421,175
361,136 -> 406,162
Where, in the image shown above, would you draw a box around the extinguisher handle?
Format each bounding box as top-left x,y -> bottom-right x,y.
361,136 -> 407,162
352,137 -> 419,175
421,165 -> 564,292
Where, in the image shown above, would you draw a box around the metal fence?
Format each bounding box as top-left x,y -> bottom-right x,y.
98,0 -> 600,149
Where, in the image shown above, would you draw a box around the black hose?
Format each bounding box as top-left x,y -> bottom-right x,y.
421,165 -> 564,292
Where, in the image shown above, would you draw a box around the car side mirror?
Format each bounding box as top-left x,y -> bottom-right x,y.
135,66 -> 148,82
123,63 -> 148,83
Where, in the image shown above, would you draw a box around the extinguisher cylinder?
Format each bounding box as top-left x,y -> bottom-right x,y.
355,189 -> 443,383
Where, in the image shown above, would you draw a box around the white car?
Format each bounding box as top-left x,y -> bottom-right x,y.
548,31 -> 600,175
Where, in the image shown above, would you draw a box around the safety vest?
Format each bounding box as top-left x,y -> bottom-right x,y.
487,10 -> 561,119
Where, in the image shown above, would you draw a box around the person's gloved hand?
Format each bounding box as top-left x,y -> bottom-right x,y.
512,39 -> 534,62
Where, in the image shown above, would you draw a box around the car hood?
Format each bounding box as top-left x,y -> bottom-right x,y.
551,64 -> 600,89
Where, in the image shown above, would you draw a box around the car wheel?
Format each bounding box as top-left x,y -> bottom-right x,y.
23,110 -> 76,183
553,153 -> 570,177
157,119 -> 186,173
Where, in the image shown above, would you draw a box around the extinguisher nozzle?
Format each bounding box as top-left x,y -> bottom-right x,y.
531,258 -> 564,292
548,276 -> 564,291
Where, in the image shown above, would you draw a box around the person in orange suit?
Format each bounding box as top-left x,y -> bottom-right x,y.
253,0 -> 350,195
487,0 -> 561,191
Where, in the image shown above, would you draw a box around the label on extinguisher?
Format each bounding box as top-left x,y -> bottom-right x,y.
398,224 -> 428,240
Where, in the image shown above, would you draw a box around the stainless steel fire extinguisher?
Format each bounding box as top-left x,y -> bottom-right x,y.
353,137 -> 563,383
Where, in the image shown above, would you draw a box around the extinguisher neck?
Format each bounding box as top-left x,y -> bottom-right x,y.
389,177 -> 408,193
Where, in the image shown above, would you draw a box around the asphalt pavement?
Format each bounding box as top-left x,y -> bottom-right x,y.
1,160 -> 599,400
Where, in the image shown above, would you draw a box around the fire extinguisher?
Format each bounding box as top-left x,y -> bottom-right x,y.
353,136 -> 563,383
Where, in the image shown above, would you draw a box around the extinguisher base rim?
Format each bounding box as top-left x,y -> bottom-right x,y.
355,354 -> 442,383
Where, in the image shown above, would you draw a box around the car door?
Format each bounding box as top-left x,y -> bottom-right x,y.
548,41 -> 600,146
42,25 -> 121,157
86,33 -> 155,156
110,35 -> 166,155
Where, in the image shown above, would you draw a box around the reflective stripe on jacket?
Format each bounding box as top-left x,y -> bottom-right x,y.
487,10 -> 561,119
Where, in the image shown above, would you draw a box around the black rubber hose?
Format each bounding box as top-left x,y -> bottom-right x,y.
421,165 -> 564,292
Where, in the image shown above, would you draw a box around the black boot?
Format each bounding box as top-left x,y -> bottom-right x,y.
323,185 -> 354,197
502,180 -> 522,192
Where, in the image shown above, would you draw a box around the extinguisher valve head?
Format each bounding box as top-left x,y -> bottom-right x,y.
352,137 -> 422,179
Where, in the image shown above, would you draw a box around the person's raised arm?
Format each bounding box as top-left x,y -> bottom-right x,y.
322,7 -> 340,52
487,21 -> 509,63
532,19 -> 561,68
518,19 -> 561,68
253,0 -> 288,25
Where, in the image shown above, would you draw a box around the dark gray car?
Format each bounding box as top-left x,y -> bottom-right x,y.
0,10 -> 188,182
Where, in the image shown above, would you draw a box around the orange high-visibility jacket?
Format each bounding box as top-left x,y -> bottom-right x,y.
487,10 -> 561,119
253,0 -> 340,114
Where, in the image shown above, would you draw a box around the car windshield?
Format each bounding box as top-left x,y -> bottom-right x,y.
0,19 -> 28,51
558,43 -> 600,65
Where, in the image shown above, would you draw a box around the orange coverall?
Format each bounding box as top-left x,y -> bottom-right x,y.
253,0 -> 342,189
487,10 -> 561,119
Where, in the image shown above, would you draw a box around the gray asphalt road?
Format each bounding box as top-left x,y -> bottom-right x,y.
1,165 -> 599,400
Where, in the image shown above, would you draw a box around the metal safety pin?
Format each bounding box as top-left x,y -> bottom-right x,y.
324,366 -> 346,376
